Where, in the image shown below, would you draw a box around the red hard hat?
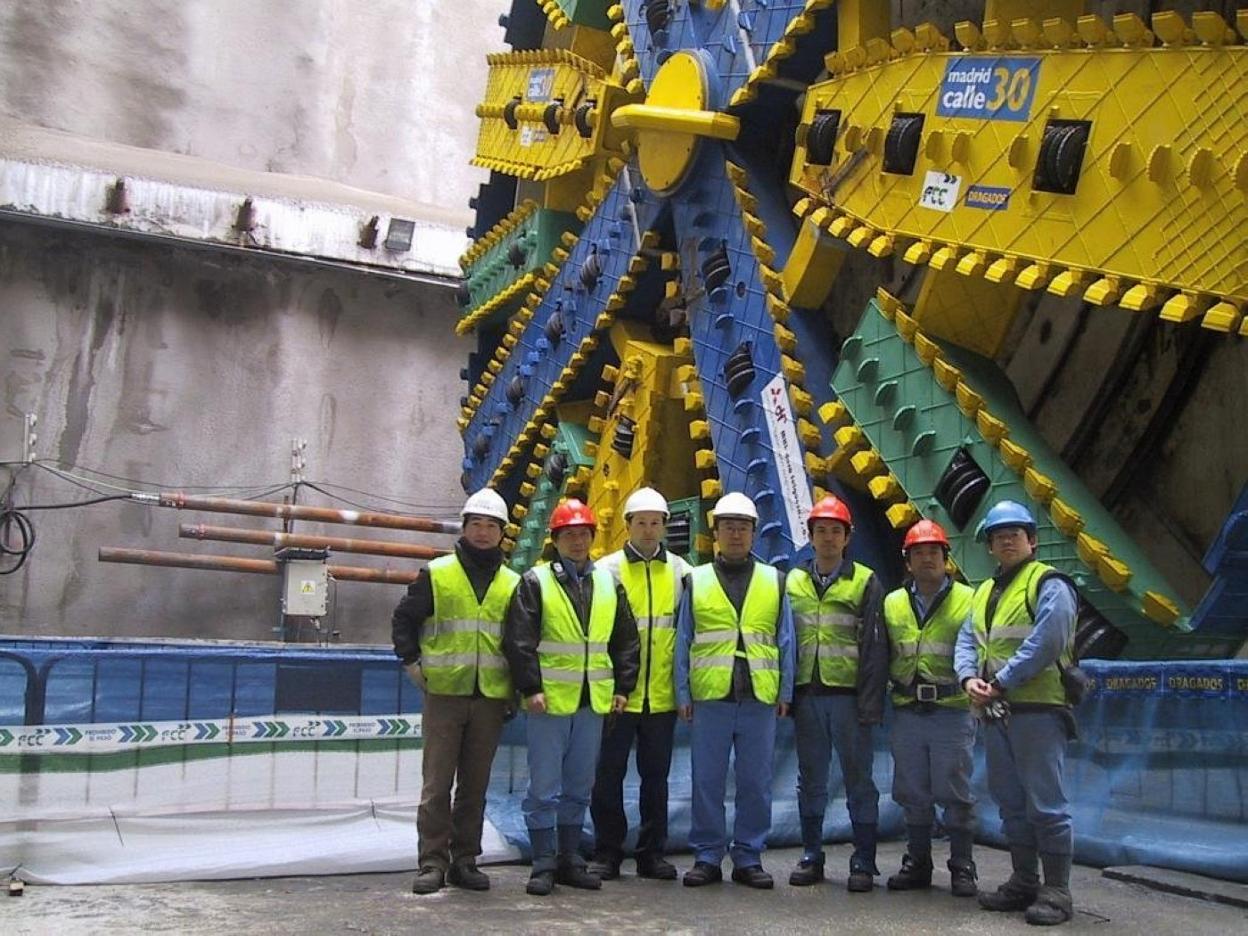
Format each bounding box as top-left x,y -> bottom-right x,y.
808,495 -> 852,530
903,519 -> 951,551
550,498 -> 596,532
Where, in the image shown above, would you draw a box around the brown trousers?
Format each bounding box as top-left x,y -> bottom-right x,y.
417,692 -> 507,870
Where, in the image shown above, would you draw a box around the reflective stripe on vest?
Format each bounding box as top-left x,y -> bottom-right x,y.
421,554 -> 519,698
689,563 -> 781,704
605,550 -> 679,714
786,563 -> 872,688
531,563 -> 617,715
970,560 -> 1070,706
884,581 -> 974,709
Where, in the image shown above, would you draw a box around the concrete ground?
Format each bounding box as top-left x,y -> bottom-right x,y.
9,842 -> 1247,936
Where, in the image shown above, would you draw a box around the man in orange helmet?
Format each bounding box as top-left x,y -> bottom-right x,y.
786,494 -> 887,893
883,519 -> 978,897
503,499 -> 640,897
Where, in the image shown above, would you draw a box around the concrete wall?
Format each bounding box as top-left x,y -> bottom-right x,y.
0,1 -> 519,641
1,223 -> 469,642
0,0 -> 506,223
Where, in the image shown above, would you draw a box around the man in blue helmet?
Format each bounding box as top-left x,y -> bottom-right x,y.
954,500 -> 1080,927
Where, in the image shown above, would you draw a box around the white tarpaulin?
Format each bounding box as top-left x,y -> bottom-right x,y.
0,743 -> 521,884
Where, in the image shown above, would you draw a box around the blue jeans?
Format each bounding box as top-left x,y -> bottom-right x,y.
984,709 -> 1072,856
794,692 -> 879,824
689,699 -> 778,868
523,707 -> 604,831
890,705 -> 976,832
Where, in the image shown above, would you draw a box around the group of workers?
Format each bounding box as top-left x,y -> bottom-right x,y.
392,484 -> 1079,926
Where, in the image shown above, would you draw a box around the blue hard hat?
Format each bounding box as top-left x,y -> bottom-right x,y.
975,500 -> 1037,542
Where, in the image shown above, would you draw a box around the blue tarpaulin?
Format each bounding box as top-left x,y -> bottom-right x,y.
1,638 -> 1245,883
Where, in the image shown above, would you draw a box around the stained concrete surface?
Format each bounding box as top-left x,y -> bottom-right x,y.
0,222 -> 469,643
8,844 -> 1247,936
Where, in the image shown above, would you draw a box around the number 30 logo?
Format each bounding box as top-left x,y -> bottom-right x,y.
987,66 -> 1033,112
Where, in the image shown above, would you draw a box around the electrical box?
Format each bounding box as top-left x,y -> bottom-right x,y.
276,547 -> 329,617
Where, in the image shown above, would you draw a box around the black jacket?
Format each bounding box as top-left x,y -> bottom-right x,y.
390,539 -> 506,665
796,557 -> 888,726
503,557 -> 640,702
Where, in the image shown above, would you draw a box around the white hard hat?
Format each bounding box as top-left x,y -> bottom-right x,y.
623,486 -> 669,519
462,488 -> 508,524
712,491 -> 758,524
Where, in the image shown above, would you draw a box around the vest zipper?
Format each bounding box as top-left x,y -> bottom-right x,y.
642,559 -> 654,713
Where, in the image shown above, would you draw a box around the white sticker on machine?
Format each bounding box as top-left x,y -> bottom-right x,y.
919,170 -> 962,213
761,374 -> 813,549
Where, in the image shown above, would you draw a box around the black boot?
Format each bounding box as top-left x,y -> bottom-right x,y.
556,824 -> 601,890
527,869 -> 556,896
947,829 -> 977,897
887,824 -> 933,891
1024,853 -> 1073,926
526,827 -> 557,896
731,865 -> 775,889
790,814 -> 825,886
587,852 -> 621,881
636,854 -> 678,880
948,859 -> 978,898
411,865 -> 445,895
887,853 -> 933,891
447,859 -> 490,891
978,845 -> 1040,911
683,861 -> 723,887
847,822 -> 879,892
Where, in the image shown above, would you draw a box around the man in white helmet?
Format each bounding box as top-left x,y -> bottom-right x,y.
587,487 -> 691,882
391,488 -> 520,895
675,492 -> 795,890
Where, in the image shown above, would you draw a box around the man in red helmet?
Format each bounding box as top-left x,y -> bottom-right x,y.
503,499 -> 640,897
786,494 -> 887,892
882,519 -> 978,898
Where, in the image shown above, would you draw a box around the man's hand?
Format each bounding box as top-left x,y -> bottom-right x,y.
678,703 -> 693,723
963,677 -> 1000,705
404,662 -> 426,691
611,695 -> 628,714
527,692 -> 548,714
776,702 -> 790,718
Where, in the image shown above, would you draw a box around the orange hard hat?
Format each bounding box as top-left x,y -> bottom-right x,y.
807,495 -> 852,531
550,498 -> 596,532
903,519 -> 951,552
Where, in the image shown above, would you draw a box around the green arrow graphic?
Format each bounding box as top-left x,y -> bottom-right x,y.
0,729 -> 13,746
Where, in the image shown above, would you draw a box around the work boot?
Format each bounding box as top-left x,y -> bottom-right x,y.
731,865 -> 775,890
636,854 -> 678,880
789,856 -> 825,886
790,813 -> 825,885
447,860 -> 490,891
683,861 -> 723,887
886,853 -> 933,891
556,824 -> 601,889
979,877 -> 1040,911
947,829 -> 977,897
526,869 -> 555,896
410,865 -> 445,894
556,861 -> 602,889
979,844 -> 1040,911
587,854 -> 621,881
526,827 -> 558,896
1025,885 -> 1073,926
847,822 -> 879,892
948,859 -> 978,898
1024,852 -> 1073,925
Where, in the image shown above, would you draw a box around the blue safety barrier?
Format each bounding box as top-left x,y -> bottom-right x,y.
2,640 -> 1245,881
